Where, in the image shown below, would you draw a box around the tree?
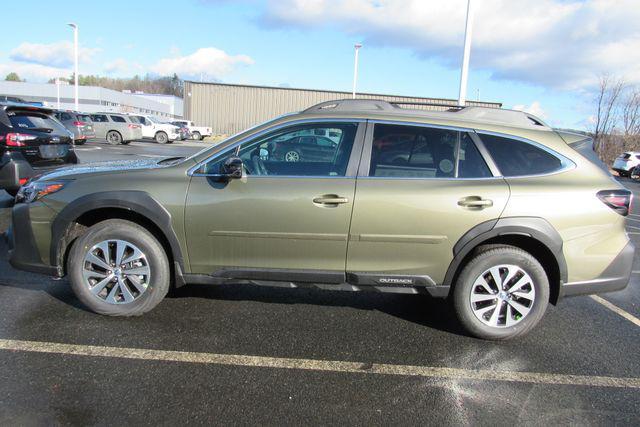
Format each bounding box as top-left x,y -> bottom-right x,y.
592,75 -> 624,152
622,89 -> 640,136
5,72 -> 22,82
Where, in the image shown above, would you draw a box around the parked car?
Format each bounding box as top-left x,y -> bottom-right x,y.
53,110 -> 96,145
270,134 -> 338,162
89,113 -> 142,145
172,120 -> 212,140
612,152 -> 640,177
0,95 -> 27,103
129,114 -> 179,144
0,103 -> 77,196
6,99 -> 633,340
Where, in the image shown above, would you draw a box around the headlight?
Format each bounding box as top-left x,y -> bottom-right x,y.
16,181 -> 67,203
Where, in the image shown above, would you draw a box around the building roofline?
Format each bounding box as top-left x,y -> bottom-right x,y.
184,80 -> 502,107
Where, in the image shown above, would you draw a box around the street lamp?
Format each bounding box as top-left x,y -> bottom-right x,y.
457,0 -> 475,107
67,23 -> 79,111
352,43 -> 362,99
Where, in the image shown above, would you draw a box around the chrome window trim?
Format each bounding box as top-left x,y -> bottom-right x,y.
475,130 -> 576,178
187,118 -> 366,177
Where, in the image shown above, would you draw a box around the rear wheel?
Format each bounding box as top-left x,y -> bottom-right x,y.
192,131 -> 201,140
284,150 -> 300,162
155,131 -> 168,144
67,219 -> 170,316
106,131 -> 122,145
453,245 -> 549,340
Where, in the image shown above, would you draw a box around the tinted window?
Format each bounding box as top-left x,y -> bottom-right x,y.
369,124 -> 490,178
480,134 -> 564,177
78,114 -> 92,122
110,115 -> 126,123
61,112 -> 72,121
8,111 -> 68,133
204,123 -> 358,177
91,114 -> 108,122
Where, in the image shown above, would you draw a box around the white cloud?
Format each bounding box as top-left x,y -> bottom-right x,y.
104,58 -> 143,75
151,47 -> 254,79
10,41 -> 100,68
512,101 -> 546,119
0,62 -> 69,82
261,0 -> 640,90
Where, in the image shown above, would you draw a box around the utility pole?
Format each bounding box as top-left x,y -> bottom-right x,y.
67,23 -> 79,111
352,43 -> 362,99
457,0 -> 475,107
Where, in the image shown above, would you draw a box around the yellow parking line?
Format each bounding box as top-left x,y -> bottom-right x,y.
590,295 -> 640,328
0,338 -> 638,389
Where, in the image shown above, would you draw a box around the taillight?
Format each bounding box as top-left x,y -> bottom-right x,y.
128,124 -> 140,129
3,133 -> 38,147
597,190 -> 632,216
73,121 -> 86,126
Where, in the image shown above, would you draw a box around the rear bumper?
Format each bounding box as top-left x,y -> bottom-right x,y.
7,203 -> 60,277
561,241 -> 634,297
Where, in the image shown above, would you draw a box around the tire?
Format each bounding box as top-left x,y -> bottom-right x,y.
106,130 -> 122,145
121,140 -> 132,145
452,245 -> 549,340
5,189 -> 18,197
74,140 -> 86,146
155,131 -> 168,144
67,219 -> 170,316
284,150 -> 301,162
192,131 -> 201,141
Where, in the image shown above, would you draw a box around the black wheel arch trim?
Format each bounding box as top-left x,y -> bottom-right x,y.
444,216 -> 568,287
50,191 -> 185,276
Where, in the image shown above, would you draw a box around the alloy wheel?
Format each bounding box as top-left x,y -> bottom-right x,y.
469,264 -> 536,328
82,239 -> 151,304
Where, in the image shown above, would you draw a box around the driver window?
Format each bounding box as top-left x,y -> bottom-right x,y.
204,123 -> 358,177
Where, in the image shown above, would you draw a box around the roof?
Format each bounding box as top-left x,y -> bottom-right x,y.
301,99 -> 549,130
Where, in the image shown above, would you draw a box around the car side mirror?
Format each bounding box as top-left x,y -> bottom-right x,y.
221,156 -> 243,179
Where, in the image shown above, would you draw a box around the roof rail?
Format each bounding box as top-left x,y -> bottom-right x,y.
302,98 -> 549,129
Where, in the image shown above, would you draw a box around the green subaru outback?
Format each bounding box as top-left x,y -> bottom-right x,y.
7,100 -> 634,340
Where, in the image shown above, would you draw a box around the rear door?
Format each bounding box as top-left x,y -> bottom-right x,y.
90,114 -> 108,138
346,121 -> 510,285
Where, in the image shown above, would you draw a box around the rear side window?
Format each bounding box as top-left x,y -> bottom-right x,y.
110,115 -> 126,123
479,134 -> 564,177
8,111 -> 68,133
369,124 -> 491,178
91,114 -> 108,122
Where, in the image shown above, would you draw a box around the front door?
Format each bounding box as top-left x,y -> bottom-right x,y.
346,122 -> 510,285
89,114 -> 108,139
185,120 -> 365,279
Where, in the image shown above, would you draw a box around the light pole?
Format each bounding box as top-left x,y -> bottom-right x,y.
458,0 -> 475,107
352,43 -> 362,99
67,23 -> 79,111
56,79 -> 61,109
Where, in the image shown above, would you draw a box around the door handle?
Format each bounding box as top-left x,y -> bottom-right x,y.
313,195 -> 349,205
458,197 -> 493,209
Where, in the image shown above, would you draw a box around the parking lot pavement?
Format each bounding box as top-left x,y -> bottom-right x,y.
0,145 -> 639,424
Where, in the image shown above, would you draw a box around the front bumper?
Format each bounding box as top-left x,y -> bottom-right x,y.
7,203 -> 60,277
561,241 -> 635,297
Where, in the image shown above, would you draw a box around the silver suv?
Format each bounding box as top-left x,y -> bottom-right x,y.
89,113 -> 143,145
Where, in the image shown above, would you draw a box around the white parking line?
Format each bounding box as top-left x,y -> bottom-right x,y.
0,338 -> 638,389
590,295 -> 640,328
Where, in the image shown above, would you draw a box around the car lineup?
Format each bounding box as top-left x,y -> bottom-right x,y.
6,99 -> 633,340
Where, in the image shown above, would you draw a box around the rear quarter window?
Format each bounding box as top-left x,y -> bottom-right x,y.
479,133 -> 566,177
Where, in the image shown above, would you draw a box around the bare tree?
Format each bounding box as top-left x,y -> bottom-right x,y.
622,89 -> 640,136
592,75 -> 625,151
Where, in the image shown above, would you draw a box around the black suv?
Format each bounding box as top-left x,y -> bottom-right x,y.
0,103 -> 77,196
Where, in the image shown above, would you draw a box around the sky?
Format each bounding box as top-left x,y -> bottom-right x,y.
1,0 -> 639,129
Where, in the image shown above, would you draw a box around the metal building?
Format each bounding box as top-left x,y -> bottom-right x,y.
184,81 -> 502,136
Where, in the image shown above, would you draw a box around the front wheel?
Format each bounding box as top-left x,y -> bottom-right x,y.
453,245 -> 549,340
67,219 -> 170,316
155,131 -> 168,144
